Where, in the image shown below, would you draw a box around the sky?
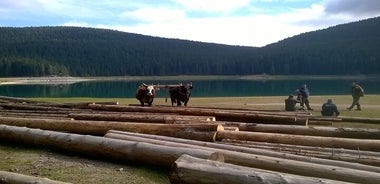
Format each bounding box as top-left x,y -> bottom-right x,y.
1,0 -> 380,47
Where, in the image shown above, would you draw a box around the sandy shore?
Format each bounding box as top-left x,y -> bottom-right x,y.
0,76 -> 94,85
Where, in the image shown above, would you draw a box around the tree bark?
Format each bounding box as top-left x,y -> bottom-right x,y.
0,116 -> 222,140
216,130 -> 380,151
0,125 -> 222,168
169,154 -> 354,184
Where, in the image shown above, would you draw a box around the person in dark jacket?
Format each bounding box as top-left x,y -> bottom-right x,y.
285,95 -> 297,111
347,82 -> 364,111
298,84 -> 313,110
321,99 -> 340,116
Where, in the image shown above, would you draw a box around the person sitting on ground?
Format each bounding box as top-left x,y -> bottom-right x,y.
321,99 -> 340,116
285,95 -> 297,111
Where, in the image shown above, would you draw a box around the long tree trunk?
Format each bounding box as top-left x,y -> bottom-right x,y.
0,116 -> 222,141
0,170 -> 71,184
169,154 -> 354,184
87,104 -> 309,124
68,113 -> 215,123
105,130 -> 380,173
236,123 -> 380,139
216,130 -> 380,152
220,140 -> 380,167
104,131 -> 380,183
0,125 -> 222,168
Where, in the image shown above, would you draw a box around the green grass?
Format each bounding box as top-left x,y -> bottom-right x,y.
33,95 -> 380,118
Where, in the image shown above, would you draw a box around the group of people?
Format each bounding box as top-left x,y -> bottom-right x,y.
285,82 -> 364,117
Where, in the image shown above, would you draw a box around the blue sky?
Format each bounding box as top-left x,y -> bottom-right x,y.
1,0 -> 380,47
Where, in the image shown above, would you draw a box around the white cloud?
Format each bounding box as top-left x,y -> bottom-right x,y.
2,0 -> 380,47
174,0 -> 250,12
120,7 -> 186,23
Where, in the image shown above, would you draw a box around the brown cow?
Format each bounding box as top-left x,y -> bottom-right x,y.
169,83 -> 193,106
135,83 -> 156,107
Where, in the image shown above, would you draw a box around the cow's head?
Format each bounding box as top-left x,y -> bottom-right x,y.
146,85 -> 155,96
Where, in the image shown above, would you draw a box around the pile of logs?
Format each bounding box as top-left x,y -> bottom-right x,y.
1,95 -> 380,183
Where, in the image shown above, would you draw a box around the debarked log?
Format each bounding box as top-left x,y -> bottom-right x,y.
215,130 -> 380,152
169,154 -> 354,184
87,104 -> 309,124
0,125 -> 223,168
238,123 -> 380,139
0,103 -> 82,112
0,116 -> 222,141
105,130 -> 380,173
220,140 -> 380,167
0,170 -> 71,184
68,113 -> 215,123
339,116 -> 380,124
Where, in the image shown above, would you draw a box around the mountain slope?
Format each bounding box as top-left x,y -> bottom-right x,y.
0,16 -> 379,76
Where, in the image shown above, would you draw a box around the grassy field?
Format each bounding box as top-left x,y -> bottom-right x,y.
1,95 -> 380,183
33,95 -> 380,118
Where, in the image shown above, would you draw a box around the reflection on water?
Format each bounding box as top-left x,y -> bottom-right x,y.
1,79 -> 379,98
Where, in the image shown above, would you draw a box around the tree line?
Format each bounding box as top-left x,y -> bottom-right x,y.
0,16 -> 379,77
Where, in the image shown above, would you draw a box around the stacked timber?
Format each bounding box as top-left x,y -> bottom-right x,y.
1,95 -> 380,183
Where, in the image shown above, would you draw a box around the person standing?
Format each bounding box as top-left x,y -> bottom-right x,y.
347,82 -> 364,111
321,99 -> 340,116
299,84 -> 313,110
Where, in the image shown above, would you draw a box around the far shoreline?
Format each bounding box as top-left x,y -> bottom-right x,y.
1,74 -> 379,85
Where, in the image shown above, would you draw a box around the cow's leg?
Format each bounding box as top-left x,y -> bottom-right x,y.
177,98 -> 182,106
139,100 -> 145,107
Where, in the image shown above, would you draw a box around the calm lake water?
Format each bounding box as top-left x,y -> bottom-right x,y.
1,79 -> 379,98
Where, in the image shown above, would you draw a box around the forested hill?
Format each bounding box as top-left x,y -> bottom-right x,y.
0,16 -> 379,77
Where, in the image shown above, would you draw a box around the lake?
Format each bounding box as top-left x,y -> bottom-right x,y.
1,78 -> 379,98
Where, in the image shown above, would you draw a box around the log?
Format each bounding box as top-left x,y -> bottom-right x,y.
0,95 -> 49,104
238,123 -> 380,139
0,104 -> 82,112
307,120 -> 333,126
221,140 -> 380,167
340,116 -> 380,124
215,130 -> 380,152
68,113 -> 215,123
0,116 -> 222,141
169,155 -> 354,184
0,112 -> 69,119
0,170 -> 71,184
87,104 -> 309,124
0,125 -> 222,168
105,130 -> 380,173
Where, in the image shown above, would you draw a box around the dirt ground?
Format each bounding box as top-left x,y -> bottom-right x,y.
0,143 -> 170,184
